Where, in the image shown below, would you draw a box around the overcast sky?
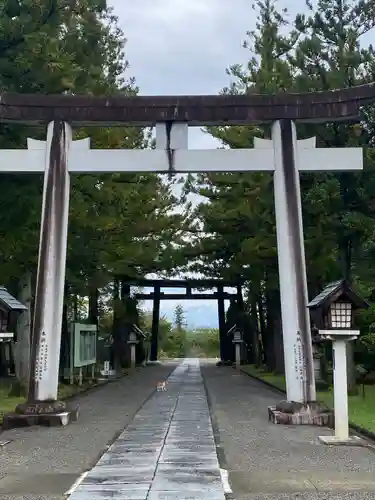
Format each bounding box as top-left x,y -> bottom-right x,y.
108,0 -> 300,325
109,0 -> 300,150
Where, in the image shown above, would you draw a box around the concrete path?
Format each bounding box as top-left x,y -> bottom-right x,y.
69,358 -> 225,500
0,363 -> 175,500
201,362 -> 375,500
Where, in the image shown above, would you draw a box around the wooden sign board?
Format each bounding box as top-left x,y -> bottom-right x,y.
72,323 -> 97,368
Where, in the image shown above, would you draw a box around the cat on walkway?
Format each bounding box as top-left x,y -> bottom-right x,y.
156,380 -> 168,392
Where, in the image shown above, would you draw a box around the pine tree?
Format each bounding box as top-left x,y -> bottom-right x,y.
174,304 -> 186,332
290,0 -> 375,284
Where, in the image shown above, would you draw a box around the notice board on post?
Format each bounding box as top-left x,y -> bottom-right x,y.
72,323 -> 97,368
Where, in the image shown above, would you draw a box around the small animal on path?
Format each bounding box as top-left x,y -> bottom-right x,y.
156,380 -> 168,392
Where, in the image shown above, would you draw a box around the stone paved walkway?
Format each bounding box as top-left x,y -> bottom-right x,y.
69,358 -> 225,500
201,362 -> 375,500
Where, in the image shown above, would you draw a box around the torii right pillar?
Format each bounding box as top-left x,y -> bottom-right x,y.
257,120 -> 363,405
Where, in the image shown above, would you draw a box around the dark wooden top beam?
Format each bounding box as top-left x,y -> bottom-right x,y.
125,278 -> 243,288
135,293 -> 237,300
0,84 -> 374,126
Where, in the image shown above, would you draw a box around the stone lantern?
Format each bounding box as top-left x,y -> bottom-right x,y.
128,325 -> 145,369
227,324 -> 243,369
0,286 -> 27,376
307,279 -> 368,445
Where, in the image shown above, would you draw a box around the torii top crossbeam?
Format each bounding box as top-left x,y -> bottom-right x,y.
123,278 -> 243,289
0,83 -> 374,125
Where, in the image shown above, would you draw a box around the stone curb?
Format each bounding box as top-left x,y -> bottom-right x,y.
238,366 -> 375,443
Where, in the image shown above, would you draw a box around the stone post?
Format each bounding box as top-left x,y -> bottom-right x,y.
318,330 -> 360,445
130,344 -> 136,369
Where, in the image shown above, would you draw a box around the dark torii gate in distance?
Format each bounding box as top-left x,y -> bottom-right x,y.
124,278 -> 244,362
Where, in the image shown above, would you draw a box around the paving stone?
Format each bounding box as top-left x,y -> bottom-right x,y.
165,436 -> 216,444
112,438 -> 166,446
162,443 -> 217,453
82,468 -> 154,484
158,453 -> 219,466
152,467 -> 222,483
155,464 -> 222,478
75,484 -> 150,492
147,490 -> 225,500
96,455 -> 157,468
109,443 -> 163,452
69,491 -> 148,499
167,431 -> 214,441
150,480 -> 224,494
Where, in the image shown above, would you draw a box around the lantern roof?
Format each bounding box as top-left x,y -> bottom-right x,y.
131,324 -> 146,339
0,286 -> 27,312
307,279 -> 369,311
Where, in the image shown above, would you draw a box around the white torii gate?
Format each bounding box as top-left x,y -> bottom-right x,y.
1,120 -> 362,406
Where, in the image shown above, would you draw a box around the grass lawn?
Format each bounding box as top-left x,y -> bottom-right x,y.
241,364 -> 375,433
0,378 -> 106,424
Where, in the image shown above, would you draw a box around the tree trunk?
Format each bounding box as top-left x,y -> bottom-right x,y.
10,272 -> 32,397
263,288 -> 280,373
73,294 -> 78,321
258,294 -> 267,366
338,172 -> 357,394
112,279 -> 122,373
88,288 -> 99,325
346,342 -> 357,395
273,313 -> 284,374
59,302 -> 69,381
250,298 -> 261,366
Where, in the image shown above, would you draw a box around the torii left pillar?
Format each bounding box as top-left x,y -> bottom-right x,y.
149,286 -> 161,363
3,122 -> 82,429
217,285 -> 226,362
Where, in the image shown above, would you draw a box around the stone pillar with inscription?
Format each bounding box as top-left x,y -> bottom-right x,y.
271,120 -> 315,404
3,122 -> 79,429
268,121 -> 335,425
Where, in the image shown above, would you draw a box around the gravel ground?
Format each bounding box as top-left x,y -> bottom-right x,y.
201,362 -> 375,500
0,362 -> 176,500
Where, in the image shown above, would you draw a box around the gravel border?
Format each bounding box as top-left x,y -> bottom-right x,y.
0,374 -> 126,433
239,367 -> 375,443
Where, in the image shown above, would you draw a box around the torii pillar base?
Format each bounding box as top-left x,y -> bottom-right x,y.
2,401 -> 79,430
268,400 -> 333,427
